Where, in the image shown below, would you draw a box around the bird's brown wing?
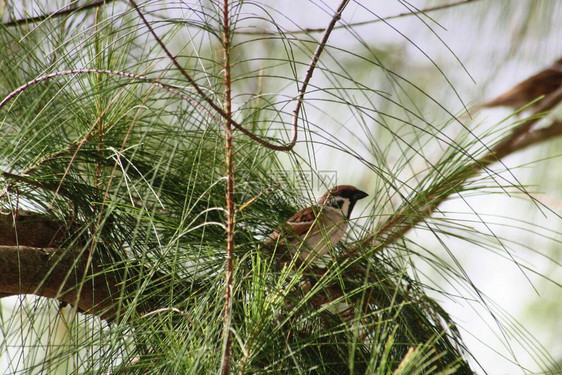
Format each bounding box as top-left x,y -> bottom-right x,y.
285,206 -> 318,236
261,206 -> 321,256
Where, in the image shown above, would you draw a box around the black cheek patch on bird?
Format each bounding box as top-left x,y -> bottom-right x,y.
326,196 -> 344,209
334,199 -> 345,209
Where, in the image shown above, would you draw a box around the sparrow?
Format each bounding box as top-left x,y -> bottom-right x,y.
264,185 -> 368,265
482,57 -> 562,109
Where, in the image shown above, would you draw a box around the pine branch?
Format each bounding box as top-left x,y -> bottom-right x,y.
0,211 -> 197,321
346,88 -> 562,258
221,0 -> 235,373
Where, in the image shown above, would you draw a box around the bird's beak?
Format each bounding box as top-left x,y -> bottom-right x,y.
353,190 -> 368,201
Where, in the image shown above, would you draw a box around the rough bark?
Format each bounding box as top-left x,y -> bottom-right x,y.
0,211 -> 168,321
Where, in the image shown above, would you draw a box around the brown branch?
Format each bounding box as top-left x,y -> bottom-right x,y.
0,211 -> 185,322
0,244 -> 121,321
510,120 -> 562,150
1,0 -> 118,27
0,212 -> 120,320
0,211 -> 69,247
0,243 -> 181,322
485,85 -> 562,153
221,0 -> 235,373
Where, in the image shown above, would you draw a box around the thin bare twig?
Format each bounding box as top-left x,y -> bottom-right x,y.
291,0 -> 351,136
221,0 -> 235,374
1,0 -> 118,27
297,0 -> 478,34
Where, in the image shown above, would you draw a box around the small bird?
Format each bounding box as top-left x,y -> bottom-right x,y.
264,185 -> 368,265
482,57 -> 562,109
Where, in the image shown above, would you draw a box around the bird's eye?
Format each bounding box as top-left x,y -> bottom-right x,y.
327,197 -> 344,209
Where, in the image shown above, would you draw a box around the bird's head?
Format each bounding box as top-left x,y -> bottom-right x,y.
318,185 -> 368,218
